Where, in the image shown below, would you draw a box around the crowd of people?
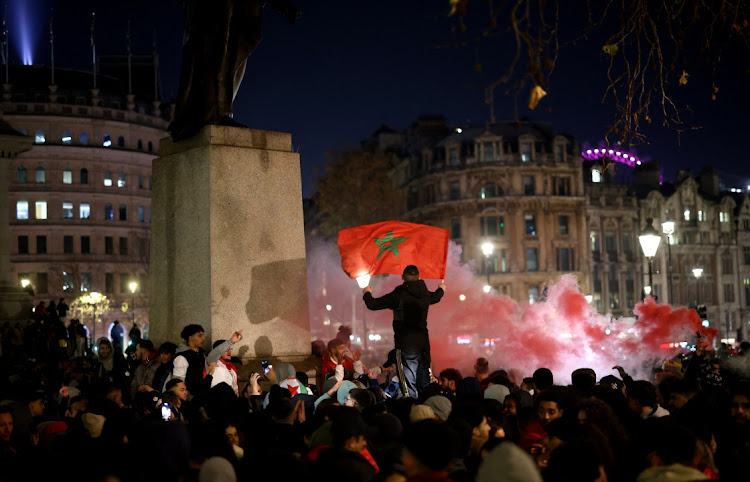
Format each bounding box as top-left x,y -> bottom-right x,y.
1,274 -> 750,481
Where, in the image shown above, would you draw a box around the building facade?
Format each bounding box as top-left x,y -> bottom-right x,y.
3,65 -> 167,332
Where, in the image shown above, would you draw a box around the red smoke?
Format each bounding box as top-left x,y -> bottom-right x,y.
307,240 -> 715,384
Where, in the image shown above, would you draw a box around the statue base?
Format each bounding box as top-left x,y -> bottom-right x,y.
150,125 -> 312,364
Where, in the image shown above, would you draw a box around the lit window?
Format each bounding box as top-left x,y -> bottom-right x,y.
34,130 -> 45,144
698,210 -> 706,222
103,134 -> 112,147
592,169 -> 601,183
720,212 -> 729,223
79,132 -> 89,145
528,286 -> 539,303
521,143 -> 532,162
525,214 -> 537,235
35,167 -> 46,183
63,168 -> 72,184
62,271 -> 74,293
105,203 -> 114,221
80,203 -> 90,219
684,210 -> 691,221
16,201 -> 28,220
118,172 -> 126,188
61,130 -> 72,144
35,201 -> 47,220
104,171 -> 112,187
62,202 -> 73,219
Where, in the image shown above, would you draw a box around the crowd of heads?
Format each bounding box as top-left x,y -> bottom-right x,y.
2,317 -> 750,482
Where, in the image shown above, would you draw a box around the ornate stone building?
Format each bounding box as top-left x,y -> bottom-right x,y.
3,64 -> 167,333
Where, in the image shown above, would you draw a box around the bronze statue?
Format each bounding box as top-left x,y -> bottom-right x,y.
169,0 -> 300,141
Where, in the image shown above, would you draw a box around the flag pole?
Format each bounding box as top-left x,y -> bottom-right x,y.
152,28 -> 158,101
126,20 -> 132,95
2,4 -> 8,84
49,9 -> 54,85
90,12 -> 96,89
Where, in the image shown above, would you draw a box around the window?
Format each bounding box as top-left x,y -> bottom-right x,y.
521,143 -> 532,162
81,273 -> 92,292
138,174 -> 144,189
525,214 -> 536,236
554,178 -> 571,196
526,248 -> 538,271
451,218 -> 461,239
17,166 -> 26,183
138,206 -> 145,223
103,134 -> 112,147
34,129 -> 46,144
81,236 -> 91,254
500,249 -> 507,273
605,231 -> 617,261
35,201 -> 47,220
449,181 -> 460,200
117,136 -> 125,148
480,216 -> 505,236
482,142 -> 494,162
105,273 -> 114,293
79,132 -> 89,145
35,167 -> 45,183
80,203 -> 90,219
557,248 -> 573,271
62,202 -> 73,219
684,210 -> 691,221
698,210 -> 706,222
119,237 -> 128,255
609,266 -> 620,309
555,145 -> 564,162
479,183 -> 497,199
591,169 -> 602,183
724,284 -> 735,303
118,172 -> 126,188
622,233 -> 633,260
119,273 -> 130,293
523,177 -> 535,195
148,175 -> 152,190
119,204 -> 127,221
104,203 -> 113,221
722,252 -> 734,274
62,168 -> 72,184
528,286 -> 540,304
745,247 -> 750,265
36,235 -> 47,254
37,273 -> 48,294
624,271 -> 635,309
148,141 -> 153,152
137,139 -> 143,150
63,271 -> 74,293
80,168 -> 88,184
61,130 -> 72,144
744,219 -> 750,231
448,148 -> 458,166
138,238 -> 147,257
104,236 -> 115,255
720,211 -> 730,223
559,216 -> 569,235
104,171 -> 112,186
16,201 -> 28,220
64,236 -> 73,254
18,236 -> 28,254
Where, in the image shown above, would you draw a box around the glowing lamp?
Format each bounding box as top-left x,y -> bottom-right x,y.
586,150 -> 592,154
20,279 -> 30,288
608,150 -> 614,154
661,220 -> 675,236
702,320 -> 709,327
692,268 -> 703,279
644,285 -> 652,295
483,285 -> 491,293
636,160 -> 641,165
594,149 -> 599,153
616,151 -> 621,156
605,329 -> 611,335
481,242 -> 494,257
584,295 -> 593,304
459,294 -> 466,301
356,274 -> 371,288
456,127 -> 463,133
639,218 -> 661,258
325,304 -> 332,311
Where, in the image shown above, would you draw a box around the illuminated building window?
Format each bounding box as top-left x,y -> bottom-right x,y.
720,212 -> 729,223
81,273 -> 92,292
63,168 -> 72,184
16,200 -> 29,220
35,201 -> 47,220
118,172 -> 126,188
61,131 -> 72,144
104,171 -> 112,187
684,210 -> 691,221
591,169 -> 601,183
63,271 -> 74,293
104,203 -> 114,221
521,143 -> 532,162
525,214 -> 536,235
103,134 -> 112,147
80,203 -> 90,219
62,202 -> 73,219
36,167 -> 46,183
35,130 -> 46,144
528,285 -> 539,303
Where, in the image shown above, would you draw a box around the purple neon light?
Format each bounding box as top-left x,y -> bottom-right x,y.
580,145 -> 644,168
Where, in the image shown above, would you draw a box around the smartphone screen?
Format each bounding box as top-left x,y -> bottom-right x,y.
261,360 -> 269,375
161,402 -> 171,421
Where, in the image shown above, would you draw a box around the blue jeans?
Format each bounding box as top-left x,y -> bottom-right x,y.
396,349 -> 430,398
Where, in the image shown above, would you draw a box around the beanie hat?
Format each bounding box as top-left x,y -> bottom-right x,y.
410,405 -> 436,423
423,395 -> 452,422
336,380 -> 358,405
81,413 -> 106,439
484,384 -> 510,404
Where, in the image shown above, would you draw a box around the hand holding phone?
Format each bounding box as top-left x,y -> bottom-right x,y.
261,360 -> 270,375
161,402 -> 171,421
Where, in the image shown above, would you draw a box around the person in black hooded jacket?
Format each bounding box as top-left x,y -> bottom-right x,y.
362,265 -> 445,399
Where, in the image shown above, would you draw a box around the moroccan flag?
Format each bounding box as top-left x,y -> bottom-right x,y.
338,221 -> 449,279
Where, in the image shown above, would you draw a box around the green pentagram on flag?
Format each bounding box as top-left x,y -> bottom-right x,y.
374,231 -> 409,261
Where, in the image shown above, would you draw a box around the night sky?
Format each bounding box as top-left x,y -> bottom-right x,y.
11,0 -> 750,197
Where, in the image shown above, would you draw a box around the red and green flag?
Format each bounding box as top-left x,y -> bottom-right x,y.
337,221 -> 449,279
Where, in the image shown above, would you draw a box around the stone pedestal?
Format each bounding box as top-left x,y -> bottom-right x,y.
150,126 -> 312,366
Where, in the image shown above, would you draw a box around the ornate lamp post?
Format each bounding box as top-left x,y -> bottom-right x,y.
482,242 -> 494,293
661,219 -> 675,304
129,281 -> 138,325
639,218 -> 661,299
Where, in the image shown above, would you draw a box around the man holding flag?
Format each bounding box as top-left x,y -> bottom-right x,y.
338,221 -> 449,398
362,265 -> 444,399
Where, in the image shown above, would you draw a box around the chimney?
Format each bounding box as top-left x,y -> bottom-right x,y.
699,166 -> 720,197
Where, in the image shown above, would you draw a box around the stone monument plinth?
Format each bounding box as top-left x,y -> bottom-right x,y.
150,126 -> 312,373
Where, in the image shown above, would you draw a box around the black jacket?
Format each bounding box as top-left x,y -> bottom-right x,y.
363,280 -> 443,352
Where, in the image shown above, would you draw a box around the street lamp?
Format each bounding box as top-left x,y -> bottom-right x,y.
129,281 -> 138,325
88,291 -> 102,346
692,267 -> 703,307
639,218 -> 661,299
482,242 -> 494,293
661,219 -> 675,304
